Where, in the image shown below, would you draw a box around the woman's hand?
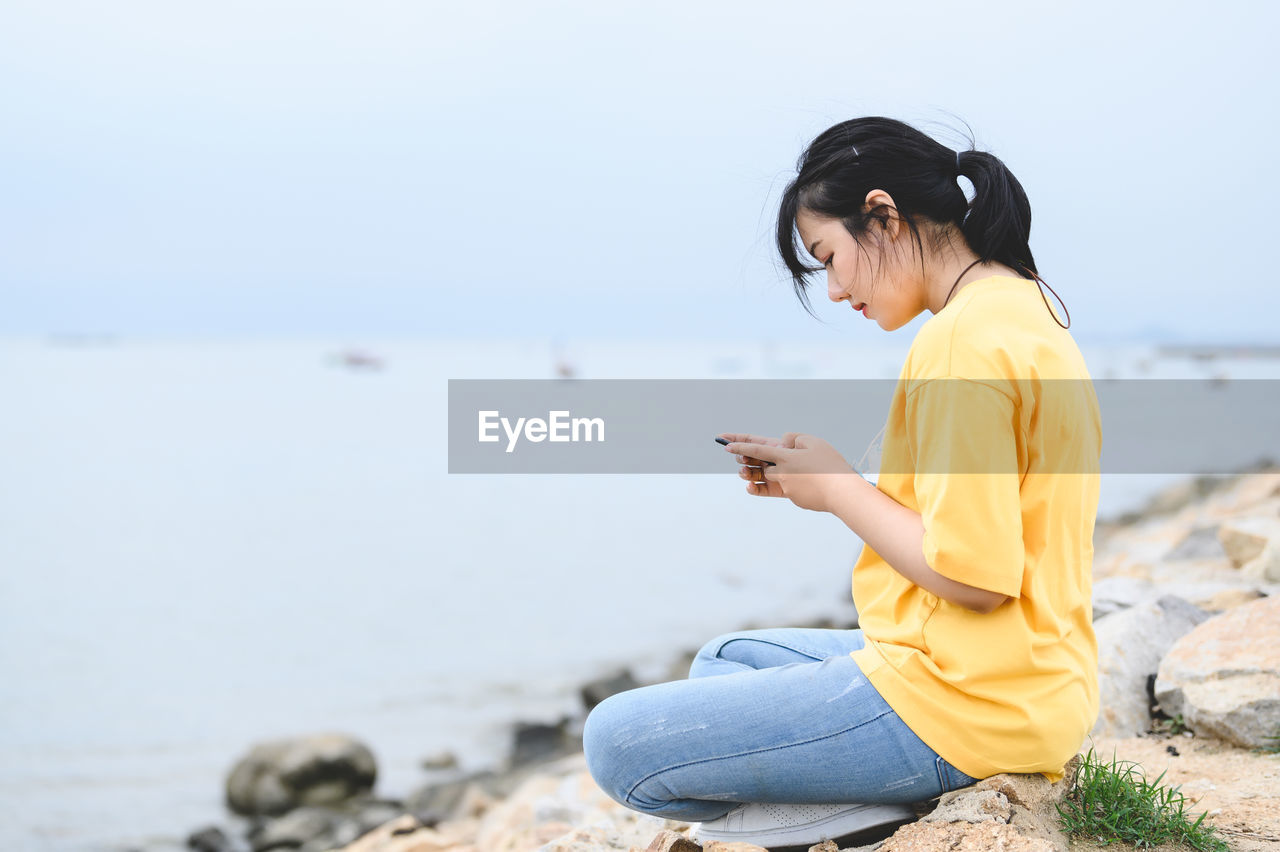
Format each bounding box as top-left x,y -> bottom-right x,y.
718,432 -> 858,513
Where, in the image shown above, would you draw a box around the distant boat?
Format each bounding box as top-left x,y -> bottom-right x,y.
329,349 -> 385,371
550,338 -> 577,379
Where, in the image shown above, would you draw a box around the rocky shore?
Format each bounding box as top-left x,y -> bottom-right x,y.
170,470 -> 1280,852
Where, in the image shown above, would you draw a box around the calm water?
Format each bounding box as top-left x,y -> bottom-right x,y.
0,336 -> 1267,850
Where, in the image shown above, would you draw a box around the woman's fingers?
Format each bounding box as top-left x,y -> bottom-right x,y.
739,466 -> 782,496
718,432 -> 782,447
727,442 -> 783,466
746,479 -> 784,497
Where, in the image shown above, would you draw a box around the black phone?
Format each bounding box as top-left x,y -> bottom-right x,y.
715,436 -> 775,466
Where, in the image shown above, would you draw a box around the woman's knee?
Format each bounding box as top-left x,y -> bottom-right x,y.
688,631 -> 754,677
582,689 -> 651,810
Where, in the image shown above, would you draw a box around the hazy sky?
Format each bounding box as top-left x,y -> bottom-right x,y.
2,0 -> 1276,342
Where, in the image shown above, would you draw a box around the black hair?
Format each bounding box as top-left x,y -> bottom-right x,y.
775,117 -> 1065,326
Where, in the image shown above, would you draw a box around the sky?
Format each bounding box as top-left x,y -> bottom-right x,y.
2,0 -> 1277,343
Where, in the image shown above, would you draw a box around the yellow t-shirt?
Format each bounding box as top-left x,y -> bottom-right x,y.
849,275 -> 1102,783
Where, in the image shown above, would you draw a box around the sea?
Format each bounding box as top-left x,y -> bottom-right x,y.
1,335 -> 1276,851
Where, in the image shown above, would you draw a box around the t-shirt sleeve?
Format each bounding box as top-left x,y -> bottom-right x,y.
906,377 -> 1025,598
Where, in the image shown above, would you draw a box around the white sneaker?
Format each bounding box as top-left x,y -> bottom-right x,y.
690,801 -> 915,848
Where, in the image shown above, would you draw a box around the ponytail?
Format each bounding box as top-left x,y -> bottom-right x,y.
954,149 -> 1036,275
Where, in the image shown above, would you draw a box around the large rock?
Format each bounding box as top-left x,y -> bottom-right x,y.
1091,595 -> 1210,739
876,761 -> 1079,852
226,733 -> 378,816
1154,595 -> 1280,748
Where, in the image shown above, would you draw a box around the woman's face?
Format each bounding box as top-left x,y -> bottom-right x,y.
795,206 -> 921,331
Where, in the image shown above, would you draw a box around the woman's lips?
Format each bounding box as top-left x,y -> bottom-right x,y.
854,302 -> 867,314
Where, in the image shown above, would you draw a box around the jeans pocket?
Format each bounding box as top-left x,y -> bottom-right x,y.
934,754 -> 977,794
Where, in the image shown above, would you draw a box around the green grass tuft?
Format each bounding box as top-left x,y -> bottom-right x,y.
1056,747 -> 1228,851
1151,713 -> 1189,737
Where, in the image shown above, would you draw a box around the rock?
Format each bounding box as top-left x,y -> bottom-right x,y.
1091,575 -> 1157,620
1143,475 -> 1236,517
1143,578 -> 1267,612
581,670 -> 641,711
1155,595 -> 1280,748
1091,595 -> 1210,739
644,830 -> 701,852
226,733 -> 378,816
311,816 -> 366,852
1241,538 -> 1280,582
702,842 -> 770,852
1197,586 -> 1265,612
355,800 -> 413,835
541,819 -> 654,851
1209,470 -> 1280,515
1218,516 -> 1280,568
879,761 -> 1076,852
406,776 -> 487,826
1166,524 -> 1227,560
420,751 -> 459,772
249,805 -> 338,852
510,718 -> 580,769
878,820 -> 1055,852
919,789 -> 1012,824
188,825 -> 241,852
473,755 -> 669,852
332,814 -> 471,852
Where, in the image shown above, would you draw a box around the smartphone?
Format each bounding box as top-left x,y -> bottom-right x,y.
715,436 -> 775,466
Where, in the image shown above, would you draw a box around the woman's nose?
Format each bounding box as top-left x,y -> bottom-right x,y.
827,273 -> 846,303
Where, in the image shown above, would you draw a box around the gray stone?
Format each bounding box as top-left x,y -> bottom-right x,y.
354,799 -> 409,834
188,825 -> 242,852
510,718 -> 580,769
1091,575 -> 1156,621
405,776 -> 479,826
1165,524 -> 1226,560
419,750 -> 458,771
580,670 -> 641,711
1091,595 -> 1210,739
226,733 -> 378,817
250,806 -> 335,852
300,815 -> 364,852
1155,595 -> 1280,748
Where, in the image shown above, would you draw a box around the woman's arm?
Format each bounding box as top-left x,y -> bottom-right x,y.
722,433 -> 1010,614
823,474 -> 1010,614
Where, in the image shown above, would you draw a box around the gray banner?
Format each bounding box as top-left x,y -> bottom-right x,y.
447,379 -> 1279,474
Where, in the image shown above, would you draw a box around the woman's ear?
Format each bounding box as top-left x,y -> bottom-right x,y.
863,189 -> 901,240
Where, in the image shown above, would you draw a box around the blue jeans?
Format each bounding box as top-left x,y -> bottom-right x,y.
582,627 -> 980,821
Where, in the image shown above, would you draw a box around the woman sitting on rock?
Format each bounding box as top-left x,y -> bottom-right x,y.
582,116 -> 1103,850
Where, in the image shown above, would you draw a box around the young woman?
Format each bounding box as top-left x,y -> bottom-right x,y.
582,116 -> 1102,849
